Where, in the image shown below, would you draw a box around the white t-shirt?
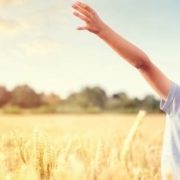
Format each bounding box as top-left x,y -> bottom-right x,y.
160,82 -> 180,180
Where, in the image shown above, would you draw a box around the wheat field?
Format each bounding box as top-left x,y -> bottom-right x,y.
0,112 -> 165,180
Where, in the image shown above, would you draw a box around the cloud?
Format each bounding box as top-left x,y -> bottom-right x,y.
0,0 -> 70,35
0,18 -> 20,34
0,0 -> 69,37
19,38 -> 63,56
0,0 -> 27,7
30,1 -> 69,23
0,17 -> 30,34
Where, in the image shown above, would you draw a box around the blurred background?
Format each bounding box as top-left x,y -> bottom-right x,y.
0,0 -> 180,114
0,0 -> 179,179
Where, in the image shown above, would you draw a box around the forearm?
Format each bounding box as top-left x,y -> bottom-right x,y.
97,24 -> 171,99
97,24 -> 149,68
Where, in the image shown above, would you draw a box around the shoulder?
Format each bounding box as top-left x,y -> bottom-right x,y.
160,81 -> 180,114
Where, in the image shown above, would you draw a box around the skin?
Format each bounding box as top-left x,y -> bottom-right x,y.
72,1 -> 171,101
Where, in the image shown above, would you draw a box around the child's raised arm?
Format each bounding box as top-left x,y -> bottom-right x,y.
72,1 -> 171,101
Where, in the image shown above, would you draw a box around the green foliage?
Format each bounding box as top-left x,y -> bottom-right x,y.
0,84 -> 160,114
66,86 -> 107,110
41,93 -> 61,106
106,93 -> 160,113
141,95 -> 160,112
3,105 -> 23,114
107,92 -> 131,111
31,106 -> 58,114
56,104 -> 102,114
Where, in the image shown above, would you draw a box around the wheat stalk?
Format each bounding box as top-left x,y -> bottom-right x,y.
120,110 -> 146,170
0,113 -> 164,180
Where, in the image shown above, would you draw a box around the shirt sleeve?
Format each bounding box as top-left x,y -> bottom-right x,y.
160,81 -> 180,114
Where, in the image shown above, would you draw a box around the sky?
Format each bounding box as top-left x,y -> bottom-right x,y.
0,0 -> 180,99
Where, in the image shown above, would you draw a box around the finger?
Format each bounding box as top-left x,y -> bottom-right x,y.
73,11 -> 90,23
72,3 -> 92,18
77,26 -> 88,31
76,1 -> 96,15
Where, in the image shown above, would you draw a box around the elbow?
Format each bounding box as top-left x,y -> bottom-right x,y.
134,56 -> 150,70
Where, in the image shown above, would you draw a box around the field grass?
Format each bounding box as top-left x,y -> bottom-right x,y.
0,113 -> 165,180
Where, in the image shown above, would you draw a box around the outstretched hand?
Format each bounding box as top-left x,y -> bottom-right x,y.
72,1 -> 106,35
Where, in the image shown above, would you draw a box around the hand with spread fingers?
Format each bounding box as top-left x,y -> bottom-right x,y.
72,1 -> 106,35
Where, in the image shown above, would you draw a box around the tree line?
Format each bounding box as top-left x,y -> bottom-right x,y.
0,85 -> 161,114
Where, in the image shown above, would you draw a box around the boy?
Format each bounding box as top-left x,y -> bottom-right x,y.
72,1 -> 180,179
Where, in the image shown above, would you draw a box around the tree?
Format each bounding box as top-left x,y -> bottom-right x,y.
11,85 -> 42,108
141,95 -> 160,112
0,86 -> 11,107
41,93 -> 61,106
67,86 -> 107,109
107,92 -> 131,110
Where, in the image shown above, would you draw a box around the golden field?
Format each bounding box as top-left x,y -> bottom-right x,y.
0,113 -> 165,180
